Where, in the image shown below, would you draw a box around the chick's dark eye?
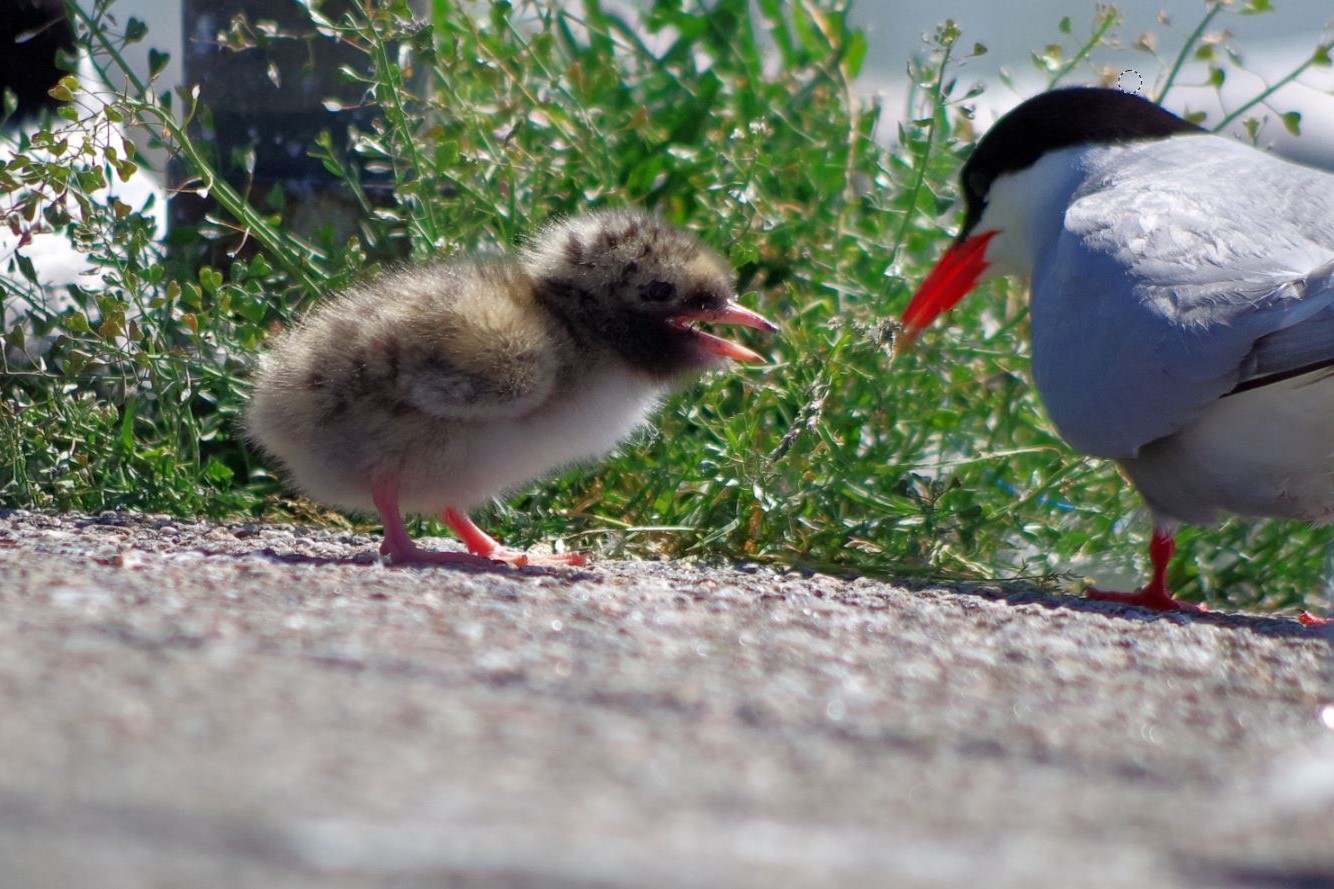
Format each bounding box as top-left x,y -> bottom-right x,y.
640,280 -> 676,302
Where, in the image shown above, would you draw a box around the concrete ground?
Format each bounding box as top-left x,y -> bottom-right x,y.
1,509 -> 1331,888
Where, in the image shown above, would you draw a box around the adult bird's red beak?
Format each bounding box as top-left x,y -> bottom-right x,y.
900,230 -> 999,346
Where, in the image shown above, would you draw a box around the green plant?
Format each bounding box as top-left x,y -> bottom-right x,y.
3,0 -> 1331,616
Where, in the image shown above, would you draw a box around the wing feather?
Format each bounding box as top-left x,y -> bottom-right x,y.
1029,138 -> 1334,459
1233,259 -> 1334,392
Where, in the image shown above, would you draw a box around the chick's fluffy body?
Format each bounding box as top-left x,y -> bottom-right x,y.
246,257 -> 662,515
245,210 -> 739,518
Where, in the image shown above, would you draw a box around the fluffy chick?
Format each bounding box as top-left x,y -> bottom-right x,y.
245,208 -> 776,567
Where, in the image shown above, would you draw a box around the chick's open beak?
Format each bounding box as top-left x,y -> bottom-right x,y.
668,301 -> 778,363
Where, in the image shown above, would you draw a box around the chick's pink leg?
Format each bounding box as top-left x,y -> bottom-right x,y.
443,508 -> 589,568
371,475 -> 493,567
1087,528 -> 1208,613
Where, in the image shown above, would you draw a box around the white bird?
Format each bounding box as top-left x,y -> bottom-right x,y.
245,208 -> 777,568
901,86 -> 1334,625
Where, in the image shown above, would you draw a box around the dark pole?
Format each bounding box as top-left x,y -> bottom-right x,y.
172,0 -> 395,267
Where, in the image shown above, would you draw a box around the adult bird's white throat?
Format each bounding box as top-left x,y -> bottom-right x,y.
903,86 -> 1334,625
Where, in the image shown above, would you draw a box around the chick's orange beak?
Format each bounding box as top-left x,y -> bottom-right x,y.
900,230 -> 998,347
669,302 -> 778,363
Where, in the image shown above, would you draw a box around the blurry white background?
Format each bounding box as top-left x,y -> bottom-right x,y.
852,0 -> 1334,168
99,2 -> 1334,168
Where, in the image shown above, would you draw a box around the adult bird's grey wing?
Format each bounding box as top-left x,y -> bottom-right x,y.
1232,258 -> 1334,393
1028,138 -> 1334,460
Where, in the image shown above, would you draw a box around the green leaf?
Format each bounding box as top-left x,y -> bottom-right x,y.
844,31 -> 868,78
199,266 -> 224,295
1281,110 -> 1301,136
148,49 -> 171,79
48,79 -> 76,103
3,324 -> 24,351
14,253 -> 37,284
204,457 -> 235,486
118,398 -> 139,453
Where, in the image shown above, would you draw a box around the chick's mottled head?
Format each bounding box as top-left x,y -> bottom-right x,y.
523,208 -> 776,379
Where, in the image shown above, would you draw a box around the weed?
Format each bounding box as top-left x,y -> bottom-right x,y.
2,0 -> 1331,614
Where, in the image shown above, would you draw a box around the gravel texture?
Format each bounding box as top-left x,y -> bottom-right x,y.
1,508 -> 1332,888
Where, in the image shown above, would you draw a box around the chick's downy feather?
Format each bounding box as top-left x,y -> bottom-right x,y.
245,257 -> 660,516
244,209 -> 773,552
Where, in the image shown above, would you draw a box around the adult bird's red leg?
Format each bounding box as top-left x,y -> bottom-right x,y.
371,475 -> 493,567
1298,611 -> 1332,627
1087,528 -> 1208,613
442,507 -> 590,568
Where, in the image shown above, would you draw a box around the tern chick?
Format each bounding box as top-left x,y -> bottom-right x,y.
245,208 -> 777,568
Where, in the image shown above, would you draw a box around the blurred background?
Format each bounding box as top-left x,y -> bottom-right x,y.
853,0 -> 1334,167
104,0 -> 1334,168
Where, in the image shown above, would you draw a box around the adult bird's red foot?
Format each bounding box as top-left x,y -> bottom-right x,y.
246,208 -> 777,568
902,86 -> 1334,622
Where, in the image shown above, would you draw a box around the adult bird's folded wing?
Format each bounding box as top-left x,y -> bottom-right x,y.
1232,259 -> 1334,394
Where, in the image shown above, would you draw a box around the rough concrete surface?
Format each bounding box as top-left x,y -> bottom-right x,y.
0,508 -> 1332,888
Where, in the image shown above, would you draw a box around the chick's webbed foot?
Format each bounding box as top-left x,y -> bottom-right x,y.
1086,529 -> 1208,614
443,508 -> 590,568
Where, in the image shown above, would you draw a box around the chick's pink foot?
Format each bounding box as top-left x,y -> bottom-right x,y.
443,508 -> 590,568
372,477 -> 496,567
371,476 -> 588,568
1298,612 -> 1333,627
1086,529 -> 1208,613
376,538 -> 497,568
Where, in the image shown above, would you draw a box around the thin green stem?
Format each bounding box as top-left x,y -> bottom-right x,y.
360,11 -> 443,247
1047,6 -> 1119,88
1155,2 -> 1222,102
69,1 -> 329,295
1213,56 -> 1319,132
889,35 -> 957,261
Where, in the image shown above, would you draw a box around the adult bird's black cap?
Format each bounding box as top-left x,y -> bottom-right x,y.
957,87 -> 1207,241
